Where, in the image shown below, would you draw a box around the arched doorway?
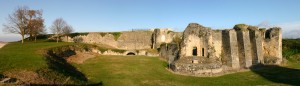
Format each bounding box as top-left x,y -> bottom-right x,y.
192,47 -> 197,56
127,52 -> 136,55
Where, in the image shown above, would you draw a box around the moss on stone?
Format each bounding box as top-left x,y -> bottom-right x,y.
98,47 -> 126,53
99,33 -> 107,37
69,33 -> 89,38
247,26 -> 259,31
233,24 -> 249,31
111,32 -> 122,41
167,31 -> 174,34
98,47 -> 108,53
111,49 -> 126,53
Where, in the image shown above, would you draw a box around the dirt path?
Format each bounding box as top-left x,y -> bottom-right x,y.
0,42 -> 7,49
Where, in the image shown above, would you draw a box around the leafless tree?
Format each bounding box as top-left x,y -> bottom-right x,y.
50,18 -> 68,43
62,25 -> 74,42
2,6 -> 44,43
30,18 -> 45,42
2,6 -> 29,44
27,9 -> 43,40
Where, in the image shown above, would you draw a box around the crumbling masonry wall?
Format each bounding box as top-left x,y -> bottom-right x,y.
172,23 -> 282,76
64,31 -> 153,50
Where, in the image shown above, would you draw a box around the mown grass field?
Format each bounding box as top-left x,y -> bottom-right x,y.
0,41 -> 72,73
0,39 -> 300,85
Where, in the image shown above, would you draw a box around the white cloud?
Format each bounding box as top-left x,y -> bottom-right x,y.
275,22 -> 300,39
0,34 -> 20,42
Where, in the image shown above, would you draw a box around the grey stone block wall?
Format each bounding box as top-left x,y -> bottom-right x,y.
236,30 -> 252,68
228,30 -> 240,69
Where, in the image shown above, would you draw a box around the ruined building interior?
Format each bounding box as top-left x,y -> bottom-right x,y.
63,23 -> 282,76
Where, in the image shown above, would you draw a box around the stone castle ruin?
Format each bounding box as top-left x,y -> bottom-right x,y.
61,23 -> 282,76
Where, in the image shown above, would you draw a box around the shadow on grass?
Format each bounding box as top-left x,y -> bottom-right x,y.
250,64 -> 300,85
28,82 -> 103,86
42,48 -> 103,85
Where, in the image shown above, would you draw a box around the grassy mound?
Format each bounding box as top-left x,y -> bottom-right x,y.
0,41 -> 99,85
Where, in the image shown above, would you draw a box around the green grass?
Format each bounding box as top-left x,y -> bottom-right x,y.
1,39 -> 300,85
77,55 -> 279,86
69,32 -> 89,38
283,39 -> 300,60
0,41 -> 72,73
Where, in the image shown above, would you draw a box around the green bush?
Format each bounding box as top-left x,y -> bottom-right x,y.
233,24 -> 249,30
69,33 -> 89,38
282,39 -> 300,60
99,33 -> 107,37
167,31 -> 173,34
111,32 -> 122,41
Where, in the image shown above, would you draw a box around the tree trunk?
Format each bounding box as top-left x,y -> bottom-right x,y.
30,33 -> 33,41
35,36 -> 37,42
56,36 -> 59,43
21,35 -> 24,44
66,35 -> 68,42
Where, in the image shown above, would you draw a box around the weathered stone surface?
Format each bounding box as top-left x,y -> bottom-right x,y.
236,29 -> 252,68
228,30 -> 240,69
59,22 -> 282,76
263,27 -> 282,64
172,57 -> 223,75
249,29 -> 264,64
172,23 -> 281,76
159,43 -> 179,62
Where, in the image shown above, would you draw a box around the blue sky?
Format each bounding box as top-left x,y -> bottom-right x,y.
1,0 -> 300,42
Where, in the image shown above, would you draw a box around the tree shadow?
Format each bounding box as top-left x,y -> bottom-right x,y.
250,64 -> 300,85
44,48 -> 105,85
45,50 -> 88,81
28,82 -> 103,86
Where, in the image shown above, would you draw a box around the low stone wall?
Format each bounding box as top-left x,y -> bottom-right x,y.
62,31 -> 153,50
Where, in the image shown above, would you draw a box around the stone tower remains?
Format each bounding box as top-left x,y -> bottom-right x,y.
171,23 -> 282,76
63,23 -> 282,76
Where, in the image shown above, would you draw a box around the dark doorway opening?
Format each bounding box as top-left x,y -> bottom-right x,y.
202,48 -> 204,56
127,52 -> 136,55
192,47 -> 197,56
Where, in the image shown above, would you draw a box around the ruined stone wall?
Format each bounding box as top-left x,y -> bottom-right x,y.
212,30 -> 222,59
117,31 -> 153,50
152,29 -> 180,49
179,23 -> 216,59
221,30 -> 240,69
65,31 -> 153,50
173,23 -> 282,76
263,28 -> 282,64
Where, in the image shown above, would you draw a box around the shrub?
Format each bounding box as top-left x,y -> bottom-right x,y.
233,24 -> 249,30
111,32 -> 122,41
73,37 -> 83,43
69,33 -> 89,38
99,33 -> 107,37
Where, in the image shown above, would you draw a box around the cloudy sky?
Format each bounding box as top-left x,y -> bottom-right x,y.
0,0 -> 300,42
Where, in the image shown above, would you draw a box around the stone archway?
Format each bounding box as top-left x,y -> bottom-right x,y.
193,47 -> 197,56
126,52 -> 136,55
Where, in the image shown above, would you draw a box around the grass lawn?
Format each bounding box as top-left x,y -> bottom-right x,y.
0,39 -> 300,85
0,41 -> 72,73
77,55 -> 299,86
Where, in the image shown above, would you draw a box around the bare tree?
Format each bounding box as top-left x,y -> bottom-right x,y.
27,9 -> 43,40
2,6 -> 29,44
2,6 -> 44,43
62,25 -> 74,42
50,18 -> 68,43
30,18 -> 45,42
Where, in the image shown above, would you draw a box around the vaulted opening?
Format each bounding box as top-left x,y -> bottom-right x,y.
127,52 -> 136,55
192,47 -> 197,56
202,48 -> 204,56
